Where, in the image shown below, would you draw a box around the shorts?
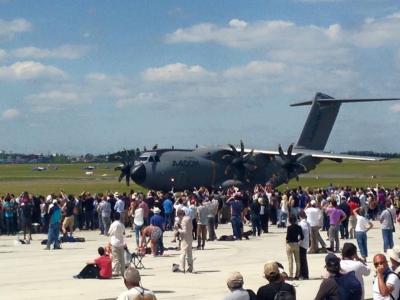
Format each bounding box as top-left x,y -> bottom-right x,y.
150,227 -> 162,241
63,216 -> 74,230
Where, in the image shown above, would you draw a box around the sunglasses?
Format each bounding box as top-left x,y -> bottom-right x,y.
374,261 -> 386,267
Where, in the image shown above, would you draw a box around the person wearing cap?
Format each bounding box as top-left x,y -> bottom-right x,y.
257,261 -> 296,300
150,207 -> 165,256
223,272 -> 256,300
117,266 -> 156,300
340,242 -> 370,299
388,246 -> 400,274
315,253 -> 362,300
45,199 -> 62,250
372,253 -> 400,300
305,200 -> 324,253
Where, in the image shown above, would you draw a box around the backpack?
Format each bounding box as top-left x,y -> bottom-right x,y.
246,289 -> 257,300
274,290 -> 295,300
333,271 -> 362,300
383,271 -> 400,300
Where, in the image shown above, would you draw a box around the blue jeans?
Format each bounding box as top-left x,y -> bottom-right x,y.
134,224 -> 143,246
47,222 -> 60,248
382,229 -> 394,252
165,212 -> 173,230
355,231 -> 368,258
231,216 -> 242,239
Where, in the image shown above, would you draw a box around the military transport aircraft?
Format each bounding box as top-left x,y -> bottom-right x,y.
115,92 -> 400,191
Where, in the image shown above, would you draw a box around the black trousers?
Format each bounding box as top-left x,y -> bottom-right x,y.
78,264 -> 99,279
299,246 -> 309,279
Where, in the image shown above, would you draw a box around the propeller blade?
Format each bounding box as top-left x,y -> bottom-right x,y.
287,144 -> 294,157
125,175 -> 130,186
278,144 -> 285,159
118,173 -> 124,182
240,140 -> 244,156
228,144 -> 238,156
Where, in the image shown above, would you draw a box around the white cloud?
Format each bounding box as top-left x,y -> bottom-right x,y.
352,13 -> 400,48
115,93 -> 159,108
0,61 -> 66,80
1,108 -> 19,120
142,63 -> 215,82
165,13 -> 400,66
26,90 -> 85,112
229,19 -> 247,29
0,18 -> 31,40
13,44 -> 90,59
223,60 -> 286,79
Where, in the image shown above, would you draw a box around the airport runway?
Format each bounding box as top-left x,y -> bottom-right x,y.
0,221 -> 388,300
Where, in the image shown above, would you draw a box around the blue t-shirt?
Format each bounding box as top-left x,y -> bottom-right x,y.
163,199 -> 173,214
229,200 -> 243,217
150,214 -> 165,231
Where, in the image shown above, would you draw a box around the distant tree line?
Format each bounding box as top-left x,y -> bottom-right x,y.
343,151 -> 400,158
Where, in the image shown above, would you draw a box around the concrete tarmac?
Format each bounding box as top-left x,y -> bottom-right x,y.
0,221 -> 389,300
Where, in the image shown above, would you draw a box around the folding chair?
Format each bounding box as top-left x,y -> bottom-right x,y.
130,252 -> 145,269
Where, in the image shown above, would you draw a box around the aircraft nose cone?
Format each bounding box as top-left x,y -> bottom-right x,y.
131,163 -> 146,184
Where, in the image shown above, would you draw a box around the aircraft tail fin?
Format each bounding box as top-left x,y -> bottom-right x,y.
292,92 -> 400,150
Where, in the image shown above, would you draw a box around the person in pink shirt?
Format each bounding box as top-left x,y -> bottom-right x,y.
325,199 -> 346,252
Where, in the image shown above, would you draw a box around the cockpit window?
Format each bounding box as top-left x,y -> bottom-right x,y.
138,156 -> 149,162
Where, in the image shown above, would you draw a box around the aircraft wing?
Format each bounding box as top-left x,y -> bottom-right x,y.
244,148 -> 385,161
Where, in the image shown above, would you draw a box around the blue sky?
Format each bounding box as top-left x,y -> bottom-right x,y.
0,0 -> 399,154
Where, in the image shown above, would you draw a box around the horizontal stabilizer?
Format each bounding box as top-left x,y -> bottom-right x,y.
291,97 -> 400,107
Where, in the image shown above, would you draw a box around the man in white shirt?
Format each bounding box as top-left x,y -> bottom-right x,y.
305,200 -> 324,253
340,242 -> 370,299
373,253 -> 400,300
108,212 -> 125,276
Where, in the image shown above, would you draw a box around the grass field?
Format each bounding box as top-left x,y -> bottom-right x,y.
0,159 -> 399,195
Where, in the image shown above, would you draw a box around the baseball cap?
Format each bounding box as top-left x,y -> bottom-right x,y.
325,253 -> 340,268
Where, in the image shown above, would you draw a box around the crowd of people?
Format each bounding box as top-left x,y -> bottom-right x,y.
2,183 -> 400,299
